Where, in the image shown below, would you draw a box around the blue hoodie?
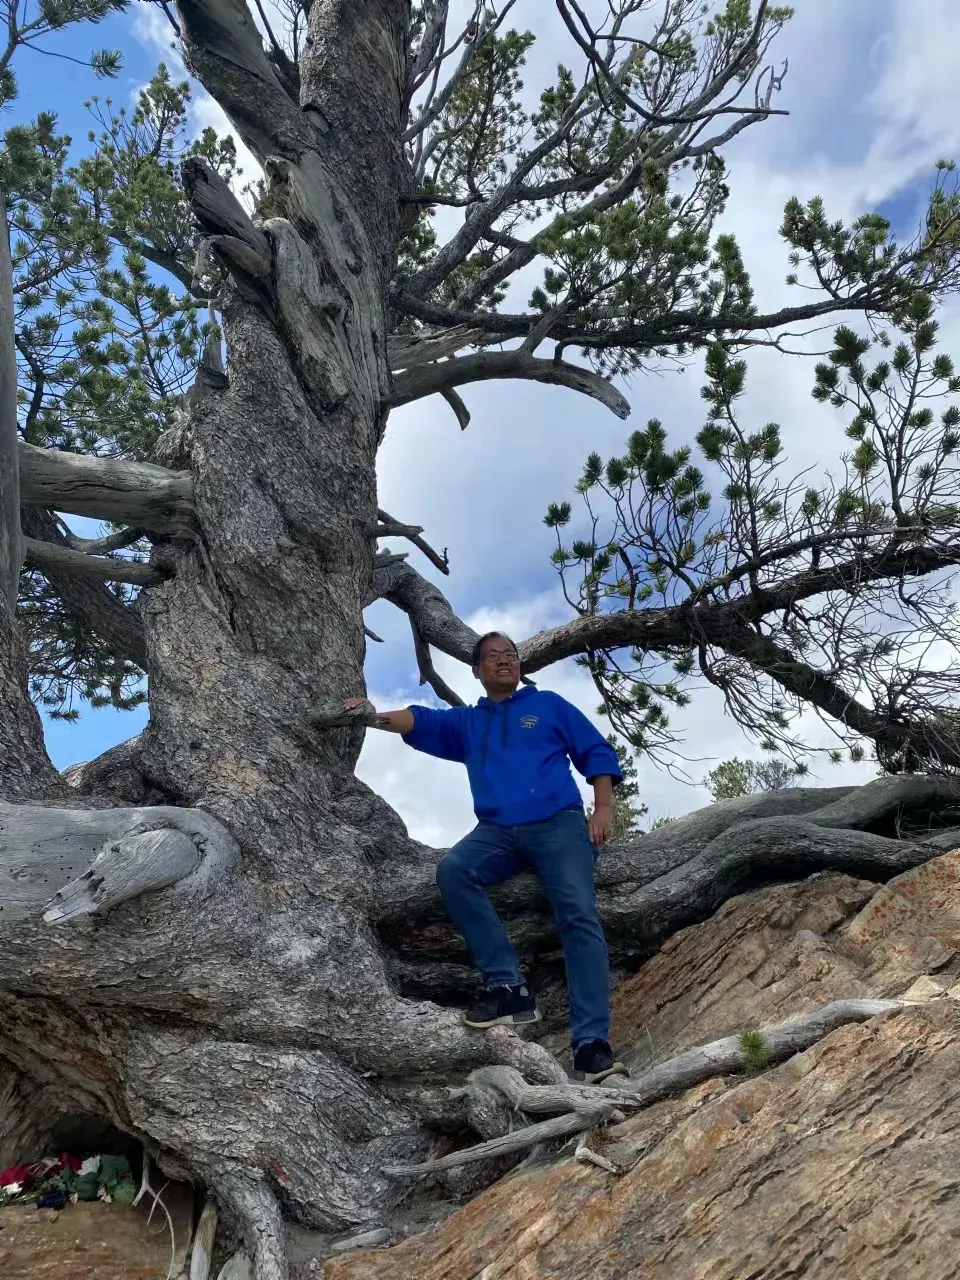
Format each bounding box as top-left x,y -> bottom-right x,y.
403,685 -> 622,827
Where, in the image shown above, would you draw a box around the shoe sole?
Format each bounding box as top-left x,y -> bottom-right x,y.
571,1061 -> 630,1084
462,1009 -> 542,1030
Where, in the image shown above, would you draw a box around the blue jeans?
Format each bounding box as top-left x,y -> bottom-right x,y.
435,808 -> 610,1047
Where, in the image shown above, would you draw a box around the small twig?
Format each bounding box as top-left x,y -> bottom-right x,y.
574,1134 -> 619,1175
364,625 -> 384,643
378,508 -> 450,575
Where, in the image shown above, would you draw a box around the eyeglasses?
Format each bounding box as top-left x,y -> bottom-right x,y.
480,649 -> 519,663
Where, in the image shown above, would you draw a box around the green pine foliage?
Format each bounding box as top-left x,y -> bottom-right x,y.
738,1027 -> 771,1072
704,757 -> 804,802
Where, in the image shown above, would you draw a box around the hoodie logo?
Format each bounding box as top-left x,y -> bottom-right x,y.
520,715 -> 539,728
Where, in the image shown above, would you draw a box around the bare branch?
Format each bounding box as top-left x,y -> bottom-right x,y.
612,999 -> 902,1107
18,442 -> 195,534
411,617 -> 465,707
377,508 -> 450,576
22,539 -> 165,588
21,509 -> 147,671
437,386 -> 471,431
60,525 -> 146,557
391,350 -> 630,420
365,561 -> 477,664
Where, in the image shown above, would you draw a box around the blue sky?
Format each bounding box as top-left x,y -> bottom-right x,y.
13,0 -> 960,842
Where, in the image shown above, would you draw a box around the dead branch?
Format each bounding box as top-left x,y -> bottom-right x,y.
18,441 -> 195,534
441,386 -> 471,430
22,538 -> 165,587
391,350 -> 630,420
377,508 -> 449,575
411,617 -> 465,707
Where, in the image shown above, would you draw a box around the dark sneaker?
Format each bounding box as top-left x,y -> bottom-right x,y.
462,983 -> 540,1029
572,1039 -> 629,1084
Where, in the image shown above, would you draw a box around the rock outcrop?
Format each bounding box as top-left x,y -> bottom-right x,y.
324,850 -> 960,1279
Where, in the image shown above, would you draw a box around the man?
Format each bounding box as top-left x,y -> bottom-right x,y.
345,631 -> 627,1083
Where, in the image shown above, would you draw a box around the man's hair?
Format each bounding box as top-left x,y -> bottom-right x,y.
471,631 -> 518,666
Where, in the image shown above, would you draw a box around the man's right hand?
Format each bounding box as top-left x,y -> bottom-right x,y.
342,702 -> 414,734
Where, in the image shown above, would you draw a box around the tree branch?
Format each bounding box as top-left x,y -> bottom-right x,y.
391,290 -> 886,357
18,442 -> 195,534
23,539 -> 165,588
174,0 -> 306,163
377,508 -> 449,576
365,561 -> 478,664
440,386 -> 471,430
410,617 -> 465,707
720,622 -> 960,771
61,525 -> 146,556
390,350 -> 630,419
20,509 -> 147,672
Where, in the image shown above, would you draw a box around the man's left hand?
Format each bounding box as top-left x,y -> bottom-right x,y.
588,803 -> 613,848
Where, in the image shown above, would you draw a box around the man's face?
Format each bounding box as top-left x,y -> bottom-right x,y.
473,639 -> 521,694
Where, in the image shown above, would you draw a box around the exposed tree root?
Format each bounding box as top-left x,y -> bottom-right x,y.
383,999 -> 904,1178
377,775 -> 960,986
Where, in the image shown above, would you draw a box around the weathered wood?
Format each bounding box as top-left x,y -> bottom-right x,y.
23,536 -> 165,587
609,998 -> 904,1106
43,828 -> 201,923
383,999 -> 905,1178
18,441 -> 195,533
190,1198 -> 219,1280
0,801 -> 238,925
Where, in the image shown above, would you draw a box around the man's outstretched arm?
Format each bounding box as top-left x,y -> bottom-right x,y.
343,698 -> 413,734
